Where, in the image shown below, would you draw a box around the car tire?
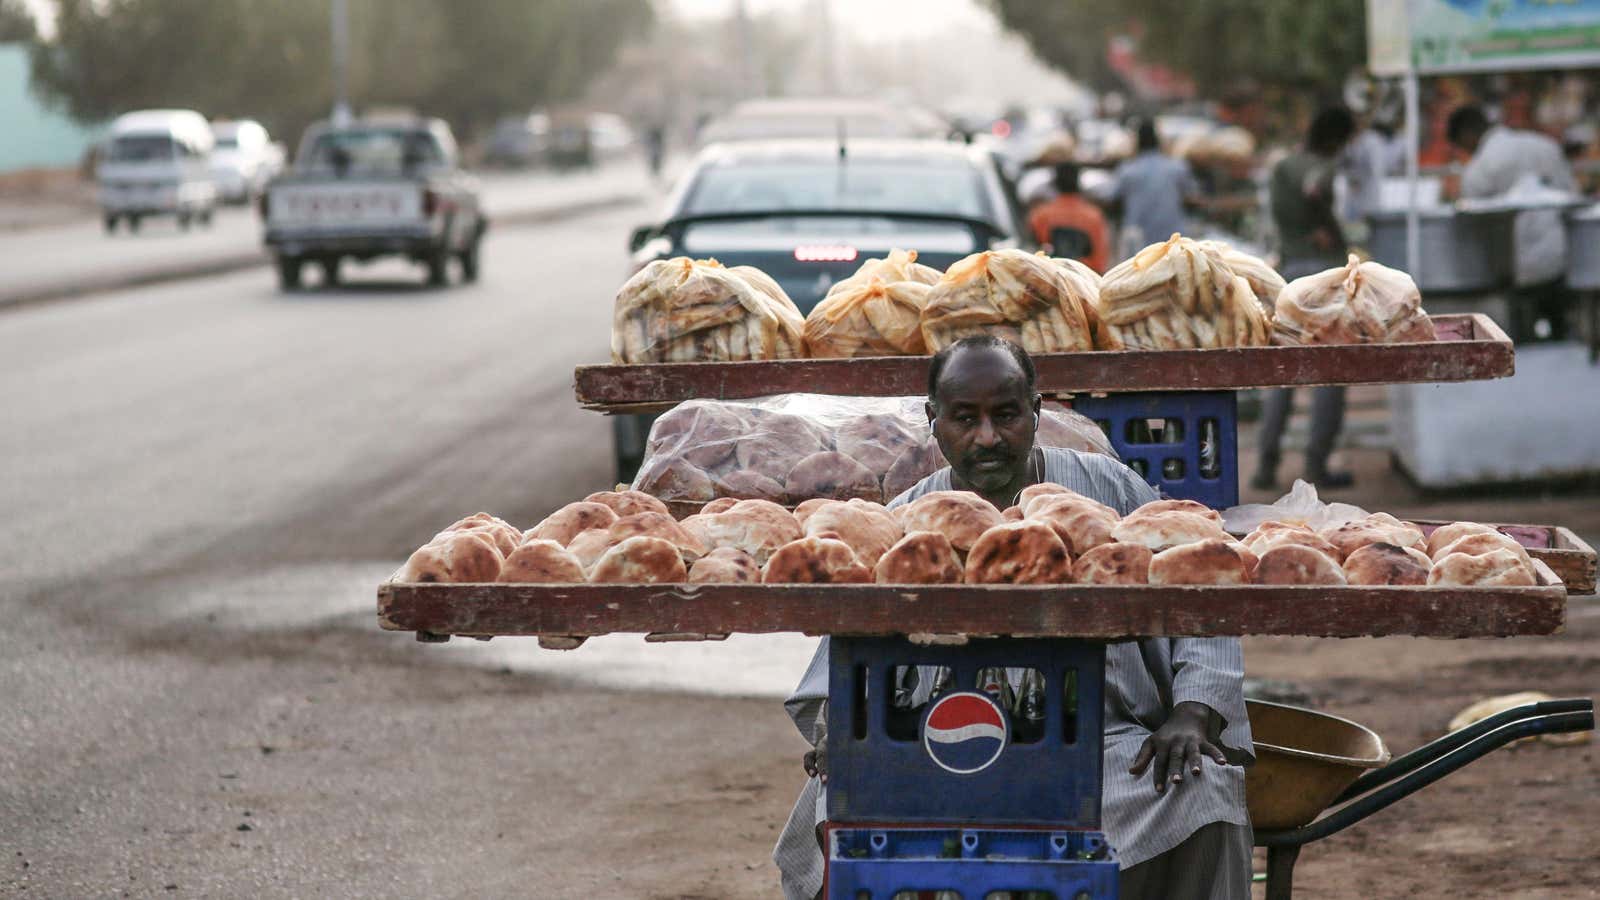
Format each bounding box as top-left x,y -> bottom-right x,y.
277,257 -> 304,291
321,257 -> 341,287
127,215 -> 142,234
426,252 -> 450,287
178,212 -> 192,231
459,241 -> 480,282
199,208 -> 214,227
104,215 -> 118,234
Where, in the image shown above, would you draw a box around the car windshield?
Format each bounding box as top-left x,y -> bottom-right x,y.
683,159 -> 992,220
109,135 -> 177,163
301,130 -> 443,174
215,137 -> 240,149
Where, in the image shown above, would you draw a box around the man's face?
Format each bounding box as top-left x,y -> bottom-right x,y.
927,348 -> 1041,495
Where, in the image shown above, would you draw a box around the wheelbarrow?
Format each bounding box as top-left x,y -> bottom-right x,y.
1246,697 -> 1595,900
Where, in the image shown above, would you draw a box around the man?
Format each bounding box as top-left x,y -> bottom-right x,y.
1254,106 -> 1359,492
1028,162 -> 1111,273
1107,120 -> 1201,259
1447,104 -> 1580,340
773,336 -> 1254,900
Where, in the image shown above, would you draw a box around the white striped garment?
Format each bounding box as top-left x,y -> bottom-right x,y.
772,447 -> 1254,899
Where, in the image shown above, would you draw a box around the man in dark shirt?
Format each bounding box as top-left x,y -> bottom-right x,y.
1254,106 -> 1357,491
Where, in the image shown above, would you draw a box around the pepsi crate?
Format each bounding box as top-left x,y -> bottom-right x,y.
826,637 -> 1104,826
1068,391 -> 1237,509
826,825 -> 1119,900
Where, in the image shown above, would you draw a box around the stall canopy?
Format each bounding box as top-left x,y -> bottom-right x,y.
1369,0 -> 1600,75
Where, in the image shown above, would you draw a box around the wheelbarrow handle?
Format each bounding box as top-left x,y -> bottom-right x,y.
1257,709 -> 1594,848
1334,698 -> 1593,805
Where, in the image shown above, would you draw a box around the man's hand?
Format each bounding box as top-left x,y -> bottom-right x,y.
1129,701 -> 1230,794
802,741 -> 827,783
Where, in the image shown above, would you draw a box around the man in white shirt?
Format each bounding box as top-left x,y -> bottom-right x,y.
1448,104 -> 1580,339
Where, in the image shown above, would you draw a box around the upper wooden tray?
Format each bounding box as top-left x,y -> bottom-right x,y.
575,313 -> 1513,413
377,561 -> 1564,643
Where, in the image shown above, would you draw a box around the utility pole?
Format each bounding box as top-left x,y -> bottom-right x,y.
818,0 -> 838,95
331,0 -> 351,125
734,0 -> 754,99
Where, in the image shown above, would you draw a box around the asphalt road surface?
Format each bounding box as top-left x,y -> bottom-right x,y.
1,203 -> 814,898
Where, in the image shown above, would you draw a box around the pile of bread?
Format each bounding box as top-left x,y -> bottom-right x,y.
610,240 -> 1434,364
632,396 -> 1114,505
399,489 -> 1541,589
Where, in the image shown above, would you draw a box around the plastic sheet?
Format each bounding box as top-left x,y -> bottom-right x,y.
1220,479 -> 1370,534
1272,253 -> 1435,346
633,394 -> 1117,505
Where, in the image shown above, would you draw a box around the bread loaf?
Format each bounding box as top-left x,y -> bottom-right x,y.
1097,234 -> 1270,350
611,257 -> 804,363
1428,547 -> 1537,587
688,547 -> 762,584
1343,542 -> 1432,586
1274,254 -> 1434,346
679,499 -> 802,564
1025,498 -> 1118,555
399,530 -> 503,583
525,502 -> 619,547
436,512 -> 522,558
874,530 -> 964,584
584,490 -> 670,519
899,491 -> 1005,553
606,511 -> 707,561
1071,542 -> 1153,585
964,521 -> 1074,584
1241,520 -> 1342,560
700,497 -> 740,515
834,417 -> 921,475
1253,545 -> 1346,585
803,499 -> 903,568
1196,240 -> 1284,316
920,249 -> 1097,354
498,539 -> 586,583
590,535 -> 689,584
785,451 -> 882,503
762,536 -> 873,584
1429,531 -> 1532,568
1148,540 -> 1251,585
1319,513 -> 1425,562
804,249 -> 938,357
1424,522 -> 1500,558
634,456 -> 716,502
1111,510 -> 1230,552
713,470 -> 786,502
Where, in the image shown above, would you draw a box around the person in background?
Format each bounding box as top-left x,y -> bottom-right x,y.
1106,120 -> 1201,260
1254,106 -> 1358,492
1028,162 -> 1111,273
1447,104 -> 1580,341
1339,109 -> 1402,239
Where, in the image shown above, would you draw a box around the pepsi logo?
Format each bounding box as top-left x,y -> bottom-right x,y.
922,691 -> 1008,774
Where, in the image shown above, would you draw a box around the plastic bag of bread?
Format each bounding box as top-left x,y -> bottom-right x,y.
1273,254 -> 1435,346
804,249 -> 941,358
612,257 -> 805,363
1195,240 -> 1284,317
1097,234 -> 1270,350
920,249 -> 1098,354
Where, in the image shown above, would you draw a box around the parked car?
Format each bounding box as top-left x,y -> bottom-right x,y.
483,113 -> 550,168
697,97 -> 945,146
260,117 -> 486,290
98,109 -> 219,233
209,119 -> 285,203
614,137 -> 1028,480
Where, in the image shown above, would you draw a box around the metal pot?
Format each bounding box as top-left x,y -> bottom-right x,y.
1367,209 -> 1515,293
1244,699 -> 1390,830
1566,205 -> 1600,290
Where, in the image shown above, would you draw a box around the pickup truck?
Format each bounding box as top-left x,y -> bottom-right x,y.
261,117 -> 486,290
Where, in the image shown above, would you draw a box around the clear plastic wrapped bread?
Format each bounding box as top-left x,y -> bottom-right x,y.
920,249 -> 1098,354
632,394 -> 1116,506
1097,234 -> 1271,350
1195,240 -> 1284,317
803,249 -> 939,358
611,257 -> 806,363
1273,254 -> 1435,346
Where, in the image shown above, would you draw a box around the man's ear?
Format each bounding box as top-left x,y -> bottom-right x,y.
1031,394 -> 1043,421
925,400 -> 937,425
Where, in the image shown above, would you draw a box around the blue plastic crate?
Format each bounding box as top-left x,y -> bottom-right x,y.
1069,391 -> 1238,509
826,826 -> 1119,899
826,637 -> 1104,827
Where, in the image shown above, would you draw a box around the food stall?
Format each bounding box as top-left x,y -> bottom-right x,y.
380,244 -> 1592,897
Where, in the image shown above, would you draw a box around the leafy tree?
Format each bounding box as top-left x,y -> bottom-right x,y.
27,0 -> 651,143
987,0 -> 1366,99
0,0 -> 35,43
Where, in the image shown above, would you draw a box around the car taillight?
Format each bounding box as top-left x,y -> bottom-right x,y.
794,245 -> 858,263
422,189 -> 438,216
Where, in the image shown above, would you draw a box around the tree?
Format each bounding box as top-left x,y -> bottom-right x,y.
27,0 -> 652,142
0,0 -> 35,43
987,0 -> 1367,100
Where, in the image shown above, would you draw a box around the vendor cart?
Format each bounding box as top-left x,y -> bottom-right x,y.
383,323 -> 1595,897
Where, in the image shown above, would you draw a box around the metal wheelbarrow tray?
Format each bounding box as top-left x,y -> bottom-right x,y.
574,314 -> 1513,413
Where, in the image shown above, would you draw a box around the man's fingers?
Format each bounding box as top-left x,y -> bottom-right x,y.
1201,740 -> 1229,766
802,751 -> 817,777
1128,738 -> 1155,776
1184,738 -> 1203,777
1165,742 -> 1187,787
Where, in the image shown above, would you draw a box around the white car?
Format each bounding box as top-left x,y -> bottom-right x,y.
98,109 -> 219,233
210,119 -> 284,203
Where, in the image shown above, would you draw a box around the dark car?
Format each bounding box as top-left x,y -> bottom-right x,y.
613,138 -> 1030,480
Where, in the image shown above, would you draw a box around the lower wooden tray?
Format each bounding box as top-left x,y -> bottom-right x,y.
378,563 -> 1565,642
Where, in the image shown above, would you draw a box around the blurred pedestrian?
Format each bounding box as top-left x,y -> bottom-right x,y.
1028,163 -> 1110,273
1447,104 -> 1580,340
645,125 -> 666,180
1254,105 -> 1358,492
1106,120 -> 1201,260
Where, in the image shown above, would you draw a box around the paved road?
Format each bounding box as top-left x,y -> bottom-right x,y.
0,163 -> 659,307
0,202 -> 812,898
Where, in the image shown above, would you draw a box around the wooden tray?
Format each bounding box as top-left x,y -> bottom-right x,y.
574,314 -> 1513,413
377,561 -> 1565,642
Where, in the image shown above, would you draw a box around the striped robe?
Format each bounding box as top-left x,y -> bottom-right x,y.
773,447 -> 1253,899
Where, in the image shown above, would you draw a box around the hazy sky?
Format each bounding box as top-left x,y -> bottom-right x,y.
668,0 -> 999,39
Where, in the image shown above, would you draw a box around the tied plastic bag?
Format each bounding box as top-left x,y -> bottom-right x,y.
1272,254 -> 1435,346
632,394 -> 1117,506
803,249 -> 940,358
920,249 -> 1098,354
1220,479 -> 1369,535
611,257 -> 806,363
1097,234 -> 1271,350
1195,239 -> 1284,317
